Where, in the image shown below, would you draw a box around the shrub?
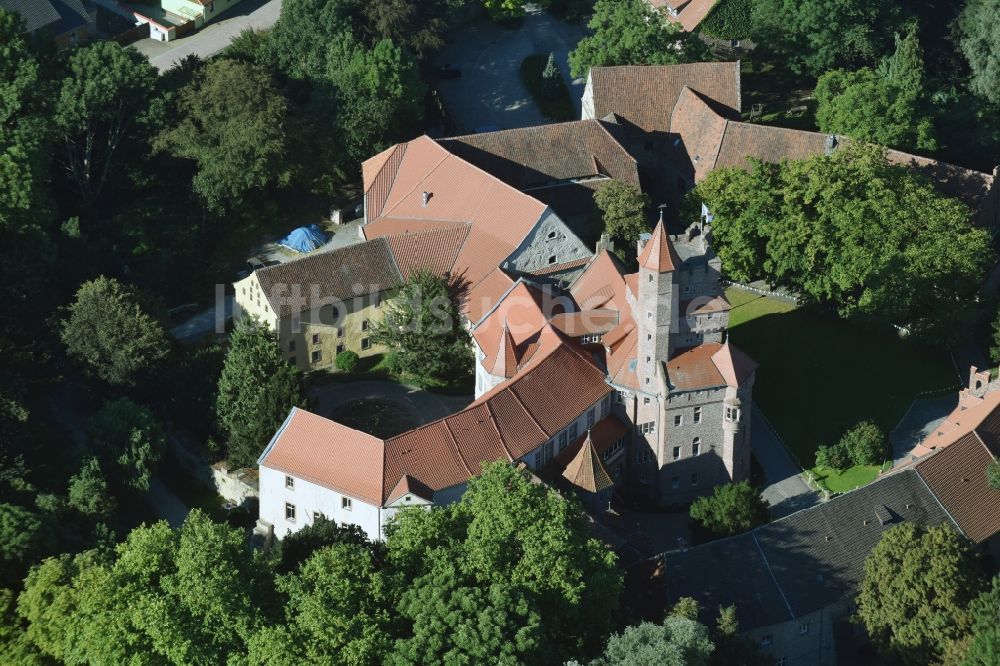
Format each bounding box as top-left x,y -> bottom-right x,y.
815,442 -> 850,470
840,421 -> 887,466
336,350 -> 360,372
518,54 -> 574,121
689,480 -> 769,536
987,461 -> 1000,489
699,0 -> 754,40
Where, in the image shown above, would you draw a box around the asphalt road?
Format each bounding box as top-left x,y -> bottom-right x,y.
434,4 -> 592,132
751,404 -> 819,517
132,0 -> 282,72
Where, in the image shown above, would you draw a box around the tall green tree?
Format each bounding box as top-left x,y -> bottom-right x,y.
67,458 -> 115,519
364,0 -> 464,56
815,28 -> 937,151
276,515 -> 375,574
0,503 -> 50,587
483,0 -> 527,21
597,616 -> 714,666
371,270 -> 472,385
155,58 -> 290,213
60,276 -> 169,386
386,463 -> 621,663
594,181 -> 652,244
216,318 -> 304,468
694,145 -> 994,341
249,543 -> 393,665
689,481 -> 770,536
16,554 -> 86,662
957,0 -> 1000,105
53,41 -> 157,207
569,0 -> 708,78
752,0 -> 906,76
962,575 -> 1000,665
87,398 -> 166,493
857,524 -> 983,665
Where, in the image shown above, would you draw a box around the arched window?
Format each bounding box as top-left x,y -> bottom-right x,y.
692,437 -> 700,456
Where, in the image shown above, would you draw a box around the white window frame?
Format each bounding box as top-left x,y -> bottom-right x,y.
285,502 -> 296,522
285,475 -> 295,489
341,496 -> 353,511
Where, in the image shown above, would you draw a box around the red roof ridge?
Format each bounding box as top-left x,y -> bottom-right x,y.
637,220 -> 680,272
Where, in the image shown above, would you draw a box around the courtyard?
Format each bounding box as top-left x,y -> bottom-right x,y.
433,3 -> 592,133
725,287 -> 960,469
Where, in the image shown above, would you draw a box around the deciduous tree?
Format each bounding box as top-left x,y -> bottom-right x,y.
858,524 -> 983,665
594,181 -> 651,244
569,0 -> 708,78
216,318 -> 304,468
838,420 -> 886,466
155,59 -> 290,213
67,458 -> 115,519
87,398 -> 167,493
597,616 -> 714,666
0,503 -> 50,587
958,0 -> 1000,105
60,276 -> 169,386
689,480 -> 769,536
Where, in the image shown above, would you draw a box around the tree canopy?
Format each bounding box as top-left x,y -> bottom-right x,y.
815,28 -> 937,152
694,144 -> 993,341
857,524 -> 984,664
86,398 -> 167,493
689,481 -> 770,536
568,0 -> 708,78
216,318 -> 304,468
597,616 -> 714,666
60,276 -> 169,386
594,181 -> 652,245
371,270 -> 472,385
958,0 -> 1000,105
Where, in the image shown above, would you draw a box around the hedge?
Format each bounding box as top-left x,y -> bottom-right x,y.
699,0 -> 754,40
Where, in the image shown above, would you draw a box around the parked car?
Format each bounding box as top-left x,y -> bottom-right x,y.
437,63 -> 461,79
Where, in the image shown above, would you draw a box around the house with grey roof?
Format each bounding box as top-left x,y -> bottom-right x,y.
0,0 -> 93,46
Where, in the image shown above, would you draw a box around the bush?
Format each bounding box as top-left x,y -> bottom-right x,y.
815,442 -> 851,470
699,0 -> 754,40
689,480 -> 769,536
986,461 -> 1000,489
335,350 -> 360,372
519,54 -> 575,121
840,421 -> 887,466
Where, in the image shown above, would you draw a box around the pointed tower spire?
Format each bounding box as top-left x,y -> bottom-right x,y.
489,320 -> 518,378
562,430 -> 614,493
637,218 -> 680,273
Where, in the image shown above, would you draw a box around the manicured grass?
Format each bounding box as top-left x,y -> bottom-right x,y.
810,464 -> 879,493
725,288 -> 959,467
519,55 -> 575,122
328,398 -> 424,439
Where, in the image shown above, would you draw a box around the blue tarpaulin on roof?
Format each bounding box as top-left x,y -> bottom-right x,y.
279,224 -> 328,253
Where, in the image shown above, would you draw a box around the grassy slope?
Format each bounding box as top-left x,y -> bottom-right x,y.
725,288 -> 958,466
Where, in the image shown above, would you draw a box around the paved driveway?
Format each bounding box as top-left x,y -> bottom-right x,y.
434,4 -> 592,132
889,394 -> 959,465
751,404 -> 818,517
132,0 -> 282,71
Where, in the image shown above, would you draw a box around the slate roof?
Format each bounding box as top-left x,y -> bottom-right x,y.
916,431 -> 1000,544
561,432 -> 615,493
254,238 -> 403,316
663,470 -> 958,631
439,120 -> 640,190
1,0 -> 60,33
588,63 -> 742,134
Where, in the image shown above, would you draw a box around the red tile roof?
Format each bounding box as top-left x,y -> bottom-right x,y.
570,250 -> 629,312
549,309 -> 620,337
662,0 -> 721,31
588,62 -> 742,133
386,474 -> 434,504
542,416 -> 627,486
711,342 -> 757,387
916,432 -> 1000,544
384,224 -> 471,280
638,220 -> 680,272
669,87 -> 729,182
666,343 -> 726,390
914,391 -> 1000,457
439,120 -> 641,190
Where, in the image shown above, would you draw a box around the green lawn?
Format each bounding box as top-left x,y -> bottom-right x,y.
328,398 -> 424,439
725,288 -> 959,467
810,464 -> 880,493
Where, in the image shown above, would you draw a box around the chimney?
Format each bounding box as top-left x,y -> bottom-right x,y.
422,191 -> 431,207
595,233 -> 615,255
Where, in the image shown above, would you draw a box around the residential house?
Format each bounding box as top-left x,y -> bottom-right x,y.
160,0 -> 243,27
0,0 -> 93,45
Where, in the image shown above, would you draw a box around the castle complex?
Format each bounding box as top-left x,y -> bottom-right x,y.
244,62 -> 997,543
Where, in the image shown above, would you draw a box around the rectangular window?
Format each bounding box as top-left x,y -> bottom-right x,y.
285,502 -> 296,522
693,406 -> 701,424
336,344 -> 344,354
285,475 -> 295,489
691,473 -> 699,486
674,414 -> 683,427
337,327 -> 345,338
362,319 -> 370,331
569,423 -> 578,440
545,440 -> 554,463
587,409 -> 595,428
638,422 -> 656,435
313,511 -> 322,522
312,333 -> 320,344
673,446 -> 680,460
534,450 -> 545,468
362,338 -> 371,351
341,497 -> 352,511
601,395 -> 611,416
288,340 -> 296,352
761,635 -> 772,647
636,449 -> 650,464
616,390 -> 629,405
311,350 -> 322,363
373,293 -> 380,308
602,437 -> 624,461
559,430 -> 568,450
